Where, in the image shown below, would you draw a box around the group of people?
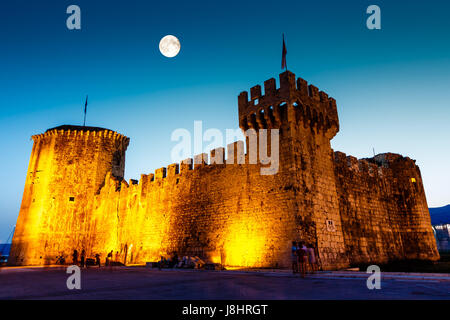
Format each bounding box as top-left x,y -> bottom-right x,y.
291,241 -> 319,277
71,249 -> 103,267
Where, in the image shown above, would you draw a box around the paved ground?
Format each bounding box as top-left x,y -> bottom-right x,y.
0,266 -> 449,299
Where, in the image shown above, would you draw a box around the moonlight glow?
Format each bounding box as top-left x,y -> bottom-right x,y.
159,35 -> 181,58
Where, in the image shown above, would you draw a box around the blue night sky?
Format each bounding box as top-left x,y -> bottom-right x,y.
1,0 -> 449,241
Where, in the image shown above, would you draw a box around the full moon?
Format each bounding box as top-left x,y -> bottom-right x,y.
159,35 -> 181,58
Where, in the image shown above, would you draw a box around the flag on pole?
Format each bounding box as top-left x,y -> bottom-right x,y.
281,34 -> 287,70
83,95 -> 88,126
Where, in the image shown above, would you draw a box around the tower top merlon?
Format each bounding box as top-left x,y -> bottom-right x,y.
31,124 -> 130,147
238,71 -> 339,135
45,124 -> 115,133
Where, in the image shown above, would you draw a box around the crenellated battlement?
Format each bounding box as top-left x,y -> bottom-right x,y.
31,125 -> 130,147
238,71 -> 339,138
333,151 -> 421,182
334,151 -> 387,178
116,139 -> 266,191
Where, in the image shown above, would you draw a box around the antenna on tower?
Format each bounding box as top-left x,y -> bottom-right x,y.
83,95 -> 88,127
373,147 -> 376,157
281,34 -> 287,72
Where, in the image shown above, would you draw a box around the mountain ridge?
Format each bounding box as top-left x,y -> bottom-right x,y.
429,204 -> 450,225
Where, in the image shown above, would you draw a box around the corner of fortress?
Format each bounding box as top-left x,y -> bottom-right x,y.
9,71 -> 439,269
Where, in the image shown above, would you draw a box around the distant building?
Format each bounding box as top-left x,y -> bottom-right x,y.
433,224 -> 450,252
0,243 -> 11,262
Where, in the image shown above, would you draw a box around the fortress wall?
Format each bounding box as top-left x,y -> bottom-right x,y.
11,120 -> 345,269
84,136 -> 349,270
9,127 -> 129,265
88,154 -> 301,268
9,135 -> 56,265
334,152 -> 440,265
289,130 -> 348,269
380,154 -> 440,261
10,72 -> 439,269
81,71 -> 347,270
83,71 -> 351,270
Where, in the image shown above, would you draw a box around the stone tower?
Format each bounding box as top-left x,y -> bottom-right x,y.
9,125 -> 129,265
238,71 -> 348,268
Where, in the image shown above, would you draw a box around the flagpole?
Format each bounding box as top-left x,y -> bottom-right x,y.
284,34 -> 287,72
83,95 -> 88,127
282,33 -> 288,72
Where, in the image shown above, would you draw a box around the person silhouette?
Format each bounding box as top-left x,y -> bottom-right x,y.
72,249 -> 78,265
80,249 -> 86,268
95,253 -> 101,267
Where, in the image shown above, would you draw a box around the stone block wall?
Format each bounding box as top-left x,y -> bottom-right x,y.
334,152 -> 439,265
9,126 -> 129,265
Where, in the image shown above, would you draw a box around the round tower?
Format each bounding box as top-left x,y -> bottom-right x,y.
9,125 -> 129,265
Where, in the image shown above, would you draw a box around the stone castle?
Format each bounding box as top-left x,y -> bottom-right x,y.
9,71 -> 439,269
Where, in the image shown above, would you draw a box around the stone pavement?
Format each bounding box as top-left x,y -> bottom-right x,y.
0,266 -> 449,300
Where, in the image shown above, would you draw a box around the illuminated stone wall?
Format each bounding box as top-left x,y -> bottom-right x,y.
9,126 -> 129,266
9,71 -> 439,269
236,71 -> 349,269
88,160 -> 299,268
334,152 -> 440,264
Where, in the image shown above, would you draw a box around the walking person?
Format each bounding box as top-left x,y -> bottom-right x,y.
72,249 -> 78,265
80,249 -> 86,268
291,241 -> 298,274
105,251 -> 111,266
95,253 -> 101,267
107,250 -> 114,271
297,242 -> 308,278
307,243 -> 318,274
301,242 -> 309,273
